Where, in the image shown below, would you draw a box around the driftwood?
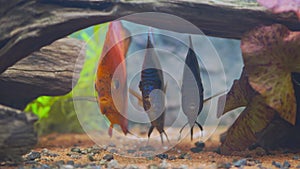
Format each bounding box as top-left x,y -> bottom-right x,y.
1,0 -> 300,73
0,38 -> 85,110
0,105 -> 37,161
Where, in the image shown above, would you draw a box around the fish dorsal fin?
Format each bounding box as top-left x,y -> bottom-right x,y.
129,88 -> 143,107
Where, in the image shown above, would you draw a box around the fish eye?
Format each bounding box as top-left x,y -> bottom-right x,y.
113,79 -> 120,89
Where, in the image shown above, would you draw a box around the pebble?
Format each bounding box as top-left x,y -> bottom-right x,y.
148,164 -> 159,169
88,154 -> 95,161
190,147 -> 203,153
55,160 -> 65,166
283,161 -> 291,168
194,141 -> 205,148
233,158 -> 247,167
103,154 -> 114,161
294,156 -> 300,160
173,165 -> 188,169
41,164 -> 50,169
127,149 -> 136,154
156,154 -> 168,160
41,148 -> 59,157
297,164 -> 300,168
160,159 -> 169,168
217,162 -> 231,169
91,145 -> 103,154
66,160 -> 74,165
178,153 -> 191,160
108,143 -> 116,147
70,154 -> 81,159
99,159 -> 108,165
124,165 -> 139,169
61,164 -> 74,169
80,150 -> 87,154
272,161 -> 282,168
107,160 -> 119,168
168,155 -> 176,160
109,149 -> 118,154
139,145 -> 155,151
71,147 -> 81,153
27,152 -> 41,161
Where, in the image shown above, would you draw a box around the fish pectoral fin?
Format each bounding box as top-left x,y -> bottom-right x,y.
129,88 -> 143,107
203,90 -> 227,104
163,82 -> 168,93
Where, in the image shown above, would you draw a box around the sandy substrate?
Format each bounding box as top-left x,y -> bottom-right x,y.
4,127 -> 300,168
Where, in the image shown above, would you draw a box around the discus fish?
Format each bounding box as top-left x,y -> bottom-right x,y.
130,31 -> 169,143
95,21 -> 130,137
180,35 -> 204,141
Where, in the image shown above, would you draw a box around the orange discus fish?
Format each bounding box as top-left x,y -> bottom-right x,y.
95,21 -> 131,137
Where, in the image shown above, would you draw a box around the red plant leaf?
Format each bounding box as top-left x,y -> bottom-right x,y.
257,0 -> 300,19
220,95 -> 276,154
217,69 -> 256,118
241,24 -> 300,125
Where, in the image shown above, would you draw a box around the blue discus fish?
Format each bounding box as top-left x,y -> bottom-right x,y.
130,31 -> 169,143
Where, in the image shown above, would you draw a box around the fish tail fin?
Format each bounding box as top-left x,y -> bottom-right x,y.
108,125 -> 113,137
162,130 -> 170,144
191,125 -> 194,141
178,122 -> 188,140
148,125 -> 155,139
195,121 -> 204,137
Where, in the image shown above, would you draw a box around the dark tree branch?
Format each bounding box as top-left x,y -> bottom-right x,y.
0,38 -> 85,109
1,0 -> 300,73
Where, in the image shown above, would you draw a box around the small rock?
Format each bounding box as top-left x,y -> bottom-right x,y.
139,145 -> 155,151
108,143 -> 116,147
283,161 -> 291,168
91,145 -> 103,154
233,159 -> 247,167
99,159 -> 108,165
142,152 -> 154,158
107,160 -> 119,168
294,156 -> 300,160
88,154 -> 95,161
27,152 -> 41,161
217,162 -> 231,169
61,165 -> 74,169
272,161 -> 282,168
109,149 -> 118,154
174,165 -> 188,169
41,148 -> 59,157
80,150 -> 87,154
71,147 -> 81,153
125,165 -> 139,169
190,147 -> 203,153
156,154 -> 168,160
296,164 -> 300,168
194,141 -> 205,148
55,160 -> 65,166
178,153 -> 191,160
127,149 -> 136,154
66,161 -> 74,165
70,154 -> 81,159
41,164 -> 50,169
160,159 -> 169,168
168,155 -> 176,160
103,154 -> 114,161
148,164 -> 159,169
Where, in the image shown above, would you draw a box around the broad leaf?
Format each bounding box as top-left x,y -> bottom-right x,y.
242,24 -> 300,125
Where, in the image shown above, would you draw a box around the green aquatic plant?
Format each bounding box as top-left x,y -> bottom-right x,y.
24,23 -> 108,134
